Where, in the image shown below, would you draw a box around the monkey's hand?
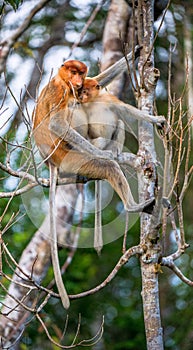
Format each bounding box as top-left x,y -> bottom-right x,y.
116,152 -> 138,168
49,112 -> 114,160
150,115 -> 166,127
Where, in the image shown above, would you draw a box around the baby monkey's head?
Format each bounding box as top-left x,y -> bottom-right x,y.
78,78 -> 101,103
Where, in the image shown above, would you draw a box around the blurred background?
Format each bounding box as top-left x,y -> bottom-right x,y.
0,1 -> 193,349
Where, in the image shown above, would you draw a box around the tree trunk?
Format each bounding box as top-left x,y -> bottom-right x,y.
100,0 -> 132,96
137,1 -> 164,349
100,0 -> 164,348
184,12 -> 193,121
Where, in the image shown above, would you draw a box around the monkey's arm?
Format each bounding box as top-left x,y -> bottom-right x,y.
93,45 -> 140,87
110,102 -> 165,125
92,94 -> 165,125
49,111 -> 114,160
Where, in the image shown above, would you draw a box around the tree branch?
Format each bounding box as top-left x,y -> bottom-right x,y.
69,245 -> 143,299
0,0 -> 51,74
162,258 -> 193,287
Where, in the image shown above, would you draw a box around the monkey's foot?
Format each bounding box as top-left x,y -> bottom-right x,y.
127,197 -> 155,214
153,115 -> 166,125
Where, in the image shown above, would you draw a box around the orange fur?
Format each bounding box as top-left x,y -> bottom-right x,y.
33,60 -> 88,167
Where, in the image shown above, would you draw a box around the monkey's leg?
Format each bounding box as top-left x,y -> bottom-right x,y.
49,113 -> 113,160
91,137 -> 110,150
49,163 -> 70,309
81,158 -> 154,213
59,152 -> 154,213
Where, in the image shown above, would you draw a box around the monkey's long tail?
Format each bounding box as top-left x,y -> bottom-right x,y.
49,163 -> 70,309
94,180 -> 103,255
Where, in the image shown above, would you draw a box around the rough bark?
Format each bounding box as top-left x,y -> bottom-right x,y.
137,1 -> 164,349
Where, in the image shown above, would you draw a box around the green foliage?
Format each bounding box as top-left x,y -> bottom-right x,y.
0,0 -> 22,13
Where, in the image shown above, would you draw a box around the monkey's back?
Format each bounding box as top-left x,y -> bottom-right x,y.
32,77 -> 71,167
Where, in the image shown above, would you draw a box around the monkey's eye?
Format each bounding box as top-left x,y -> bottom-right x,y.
71,70 -> 77,75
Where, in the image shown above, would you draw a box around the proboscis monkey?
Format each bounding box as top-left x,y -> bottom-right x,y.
33,60 -> 89,309
33,50 -> 157,306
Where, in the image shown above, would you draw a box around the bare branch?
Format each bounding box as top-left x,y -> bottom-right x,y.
35,312 -> 104,349
162,258 -> 193,287
69,0 -> 105,57
0,147 -> 140,200
0,0 -> 51,73
69,245 -> 143,300
2,242 -> 60,299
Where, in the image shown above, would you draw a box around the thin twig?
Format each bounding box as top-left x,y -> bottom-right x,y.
2,242 -> 61,299
68,0 -> 105,57
0,0 -> 51,73
162,258 -> 193,287
36,312 -> 103,349
69,245 -> 143,299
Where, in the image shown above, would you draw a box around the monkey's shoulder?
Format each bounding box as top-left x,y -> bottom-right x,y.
90,91 -> 120,103
82,92 -> 120,111
38,76 -> 70,103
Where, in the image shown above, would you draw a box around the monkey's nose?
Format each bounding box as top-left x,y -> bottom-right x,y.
76,83 -> 82,89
